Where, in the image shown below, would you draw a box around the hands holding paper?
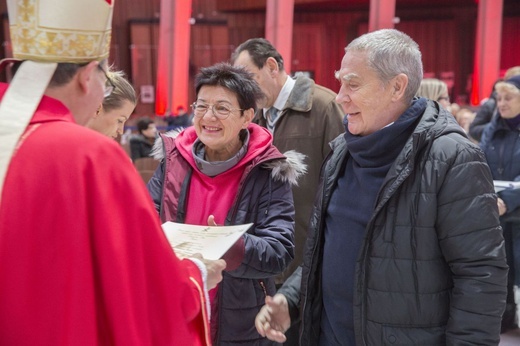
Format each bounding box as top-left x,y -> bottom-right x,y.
190,253 -> 226,289
207,214 -> 245,271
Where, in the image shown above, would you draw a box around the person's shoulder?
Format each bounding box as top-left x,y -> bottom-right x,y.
292,77 -> 338,103
71,125 -> 128,154
261,149 -> 307,186
42,120 -> 111,144
293,75 -> 337,97
313,82 -> 338,97
309,82 -> 340,106
32,121 -> 132,167
129,134 -> 145,143
430,129 -> 484,164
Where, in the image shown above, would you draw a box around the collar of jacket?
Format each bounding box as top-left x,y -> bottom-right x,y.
328,99 -> 466,193
284,75 -> 315,112
151,130 -> 308,186
255,76 -> 315,124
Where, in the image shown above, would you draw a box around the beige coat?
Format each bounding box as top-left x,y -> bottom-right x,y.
254,75 -> 345,284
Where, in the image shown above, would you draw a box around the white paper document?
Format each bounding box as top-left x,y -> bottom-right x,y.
162,222 -> 253,260
494,180 -> 520,193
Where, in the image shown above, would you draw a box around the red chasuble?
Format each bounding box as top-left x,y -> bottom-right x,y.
0,84 -> 211,345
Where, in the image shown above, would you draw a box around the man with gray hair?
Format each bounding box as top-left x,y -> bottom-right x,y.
254,29 -> 507,345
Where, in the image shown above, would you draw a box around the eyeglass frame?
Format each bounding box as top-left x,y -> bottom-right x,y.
98,65 -> 116,97
191,101 -> 244,120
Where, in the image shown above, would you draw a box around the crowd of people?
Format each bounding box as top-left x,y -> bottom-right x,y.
1,1 -> 520,346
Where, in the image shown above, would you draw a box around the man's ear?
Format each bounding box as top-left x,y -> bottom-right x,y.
391,73 -> 409,101
265,57 -> 279,75
77,61 -> 99,94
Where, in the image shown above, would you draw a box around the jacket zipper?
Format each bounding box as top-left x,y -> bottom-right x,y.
259,280 -> 267,297
159,133 -> 168,221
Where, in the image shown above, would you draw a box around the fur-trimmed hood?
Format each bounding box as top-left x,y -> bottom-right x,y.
263,150 -> 307,186
151,128 -> 307,186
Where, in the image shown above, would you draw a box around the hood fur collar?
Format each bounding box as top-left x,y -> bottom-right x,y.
151,130 -> 307,186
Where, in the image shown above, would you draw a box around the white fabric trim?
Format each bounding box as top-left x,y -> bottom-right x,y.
0,60 -> 57,204
187,257 -> 211,320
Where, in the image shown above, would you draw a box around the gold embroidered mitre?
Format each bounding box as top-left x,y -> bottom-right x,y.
7,0 -> 114,63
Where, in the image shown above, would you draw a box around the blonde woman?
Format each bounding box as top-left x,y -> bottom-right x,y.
86,70 -> 137,139
480,75 -> 520,332
415,78 -> 451,110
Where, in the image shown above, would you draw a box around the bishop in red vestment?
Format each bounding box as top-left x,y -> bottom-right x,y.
0,83 -> 212,345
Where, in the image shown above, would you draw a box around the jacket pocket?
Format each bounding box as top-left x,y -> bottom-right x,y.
382,324 -> 445,345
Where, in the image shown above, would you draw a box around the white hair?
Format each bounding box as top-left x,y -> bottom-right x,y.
345,29 -> 423,104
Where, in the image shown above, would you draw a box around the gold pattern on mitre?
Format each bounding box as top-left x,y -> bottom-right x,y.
7,0 -> 114,63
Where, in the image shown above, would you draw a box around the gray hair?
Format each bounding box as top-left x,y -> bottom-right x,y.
345,29 -> 423,104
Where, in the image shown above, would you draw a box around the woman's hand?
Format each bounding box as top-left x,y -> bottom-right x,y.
207,214 -> 244,271
207,215 -> 217,226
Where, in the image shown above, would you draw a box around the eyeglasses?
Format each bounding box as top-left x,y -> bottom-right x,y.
98,65 -> 116,97
191,102 -> 243,120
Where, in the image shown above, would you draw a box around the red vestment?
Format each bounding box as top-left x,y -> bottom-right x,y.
0,83 -> 211,345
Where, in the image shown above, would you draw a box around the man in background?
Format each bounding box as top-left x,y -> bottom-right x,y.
232,39 -> 343,275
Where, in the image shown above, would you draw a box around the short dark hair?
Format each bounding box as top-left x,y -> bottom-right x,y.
195,62 -> 264,112
12,61 -> 83,87
48,63 -> 85,87
136,117 -> 154,134
48,60 -> 109,88
231,38 -> 284,71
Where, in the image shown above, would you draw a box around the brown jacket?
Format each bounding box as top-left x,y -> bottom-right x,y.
254,75 -> 345,284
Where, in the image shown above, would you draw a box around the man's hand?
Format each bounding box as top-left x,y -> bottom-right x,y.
255,294 -> 291,343
191,253 -> 226,289
497,197 -> 507,216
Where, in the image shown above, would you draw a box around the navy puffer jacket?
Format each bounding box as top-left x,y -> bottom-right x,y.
147,127 -> 306,345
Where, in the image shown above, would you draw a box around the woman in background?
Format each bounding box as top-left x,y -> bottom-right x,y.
480,75 -> 520,333
86,70 -> 136,139
415,78 -> 451,111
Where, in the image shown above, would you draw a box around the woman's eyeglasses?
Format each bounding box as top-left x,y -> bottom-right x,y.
191,102 -> 243,120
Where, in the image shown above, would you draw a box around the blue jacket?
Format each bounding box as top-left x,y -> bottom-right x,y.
147,127 -> 306,345
481,115 -> 520,215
